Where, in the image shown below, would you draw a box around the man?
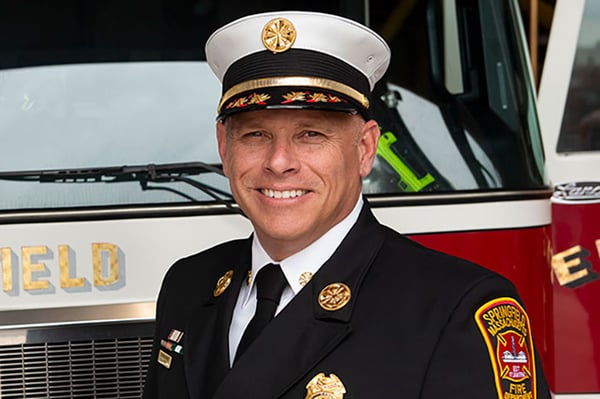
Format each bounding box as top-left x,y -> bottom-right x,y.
144,11 -> 550,399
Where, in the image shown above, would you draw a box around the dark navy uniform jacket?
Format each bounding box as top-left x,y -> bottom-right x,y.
143,203 -> 551,399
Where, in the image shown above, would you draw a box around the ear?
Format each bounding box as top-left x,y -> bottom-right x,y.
216,121 -> 230,177
358,119 -> 380,177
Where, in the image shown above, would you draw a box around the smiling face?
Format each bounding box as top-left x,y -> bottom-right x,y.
217,109 -> 380,261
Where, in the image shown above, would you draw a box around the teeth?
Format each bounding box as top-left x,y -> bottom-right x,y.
261,189 -> 307,199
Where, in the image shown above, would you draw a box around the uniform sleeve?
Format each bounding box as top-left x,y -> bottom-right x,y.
142,272 -> 169,399
420,275 -> 551,399
143,262 -> 182,399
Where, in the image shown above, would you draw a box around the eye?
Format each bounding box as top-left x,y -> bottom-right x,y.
238,130 -> 267,141
300,130 -> 329,144
305,131 -> 321,138
300,130 -> 328,141
233,129 -> 269,146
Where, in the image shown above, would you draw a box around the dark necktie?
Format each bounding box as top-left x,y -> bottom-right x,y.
235,263 -> 287,362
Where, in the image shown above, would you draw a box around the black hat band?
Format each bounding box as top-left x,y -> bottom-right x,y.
218,48 -> 372,117
217,76 -> 369,115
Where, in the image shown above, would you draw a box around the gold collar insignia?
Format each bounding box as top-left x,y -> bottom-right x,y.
318,282 -> 351,311
213,270 -> 234,297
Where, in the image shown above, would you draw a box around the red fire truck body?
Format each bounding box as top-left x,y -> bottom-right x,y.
537,0 -> 600,393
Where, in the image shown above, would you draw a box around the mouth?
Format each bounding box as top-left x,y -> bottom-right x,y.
260,188 -> 309,199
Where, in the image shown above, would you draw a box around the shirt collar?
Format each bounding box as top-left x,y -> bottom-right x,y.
245,196 -> 363,304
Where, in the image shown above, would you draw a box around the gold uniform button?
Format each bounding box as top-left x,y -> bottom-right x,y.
213,270 -> 234,297
262,17 -> 296,53
318,283 -> 351,311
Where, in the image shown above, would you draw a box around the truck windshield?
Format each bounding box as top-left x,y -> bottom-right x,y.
555,0 -> 600,153
0,0 -> 547,211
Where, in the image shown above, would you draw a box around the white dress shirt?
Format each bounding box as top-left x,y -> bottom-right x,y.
228,196 -> 364,363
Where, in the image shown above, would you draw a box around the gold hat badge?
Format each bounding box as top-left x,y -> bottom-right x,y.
262,17 -> 296,53
213,270 -> 234,297
305,372 -> 346,399
318,283 -> 351,311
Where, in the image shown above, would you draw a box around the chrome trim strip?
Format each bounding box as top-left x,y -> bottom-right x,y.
0,189 -> 551,224
366,188 -> 552,207
0,302 -> 156,330
0,202 -> 240,224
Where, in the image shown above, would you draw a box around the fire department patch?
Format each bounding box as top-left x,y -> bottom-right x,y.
475,297 -> 537,399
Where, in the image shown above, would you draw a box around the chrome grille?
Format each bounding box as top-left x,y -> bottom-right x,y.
0,322 -> 153,398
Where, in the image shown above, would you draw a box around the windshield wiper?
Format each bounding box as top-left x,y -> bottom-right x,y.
0,161 -> 239,211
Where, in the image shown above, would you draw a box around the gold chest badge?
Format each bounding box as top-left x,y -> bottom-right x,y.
262,17 -> 296,53
305,372 -> 346,399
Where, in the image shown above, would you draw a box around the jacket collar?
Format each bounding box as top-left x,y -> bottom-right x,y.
183,238 -> 252,399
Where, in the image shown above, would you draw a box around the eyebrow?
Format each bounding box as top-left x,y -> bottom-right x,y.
229,119 -> 326,130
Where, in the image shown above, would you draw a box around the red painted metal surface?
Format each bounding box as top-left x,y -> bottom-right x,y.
408,226 -> 553,388
548,202 -> 600,393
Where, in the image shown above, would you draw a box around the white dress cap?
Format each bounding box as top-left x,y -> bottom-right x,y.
205,10 -> 391,91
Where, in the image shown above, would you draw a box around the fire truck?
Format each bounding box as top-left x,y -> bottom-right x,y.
537,0 -> 600,395
0,0 -> 597,397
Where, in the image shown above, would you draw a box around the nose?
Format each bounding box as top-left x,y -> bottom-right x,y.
264,138 -> 299,175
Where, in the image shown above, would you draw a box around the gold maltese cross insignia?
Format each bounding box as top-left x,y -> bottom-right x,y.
262,17 -> 296,53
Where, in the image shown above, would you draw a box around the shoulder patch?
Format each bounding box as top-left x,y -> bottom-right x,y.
475,297 -> 537,399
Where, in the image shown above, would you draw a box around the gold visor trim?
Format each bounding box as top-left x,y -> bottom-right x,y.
218,76 -> 369,114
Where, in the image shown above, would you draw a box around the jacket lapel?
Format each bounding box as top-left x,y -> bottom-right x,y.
212,204 -> 386,398
184,239 -> 251,399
